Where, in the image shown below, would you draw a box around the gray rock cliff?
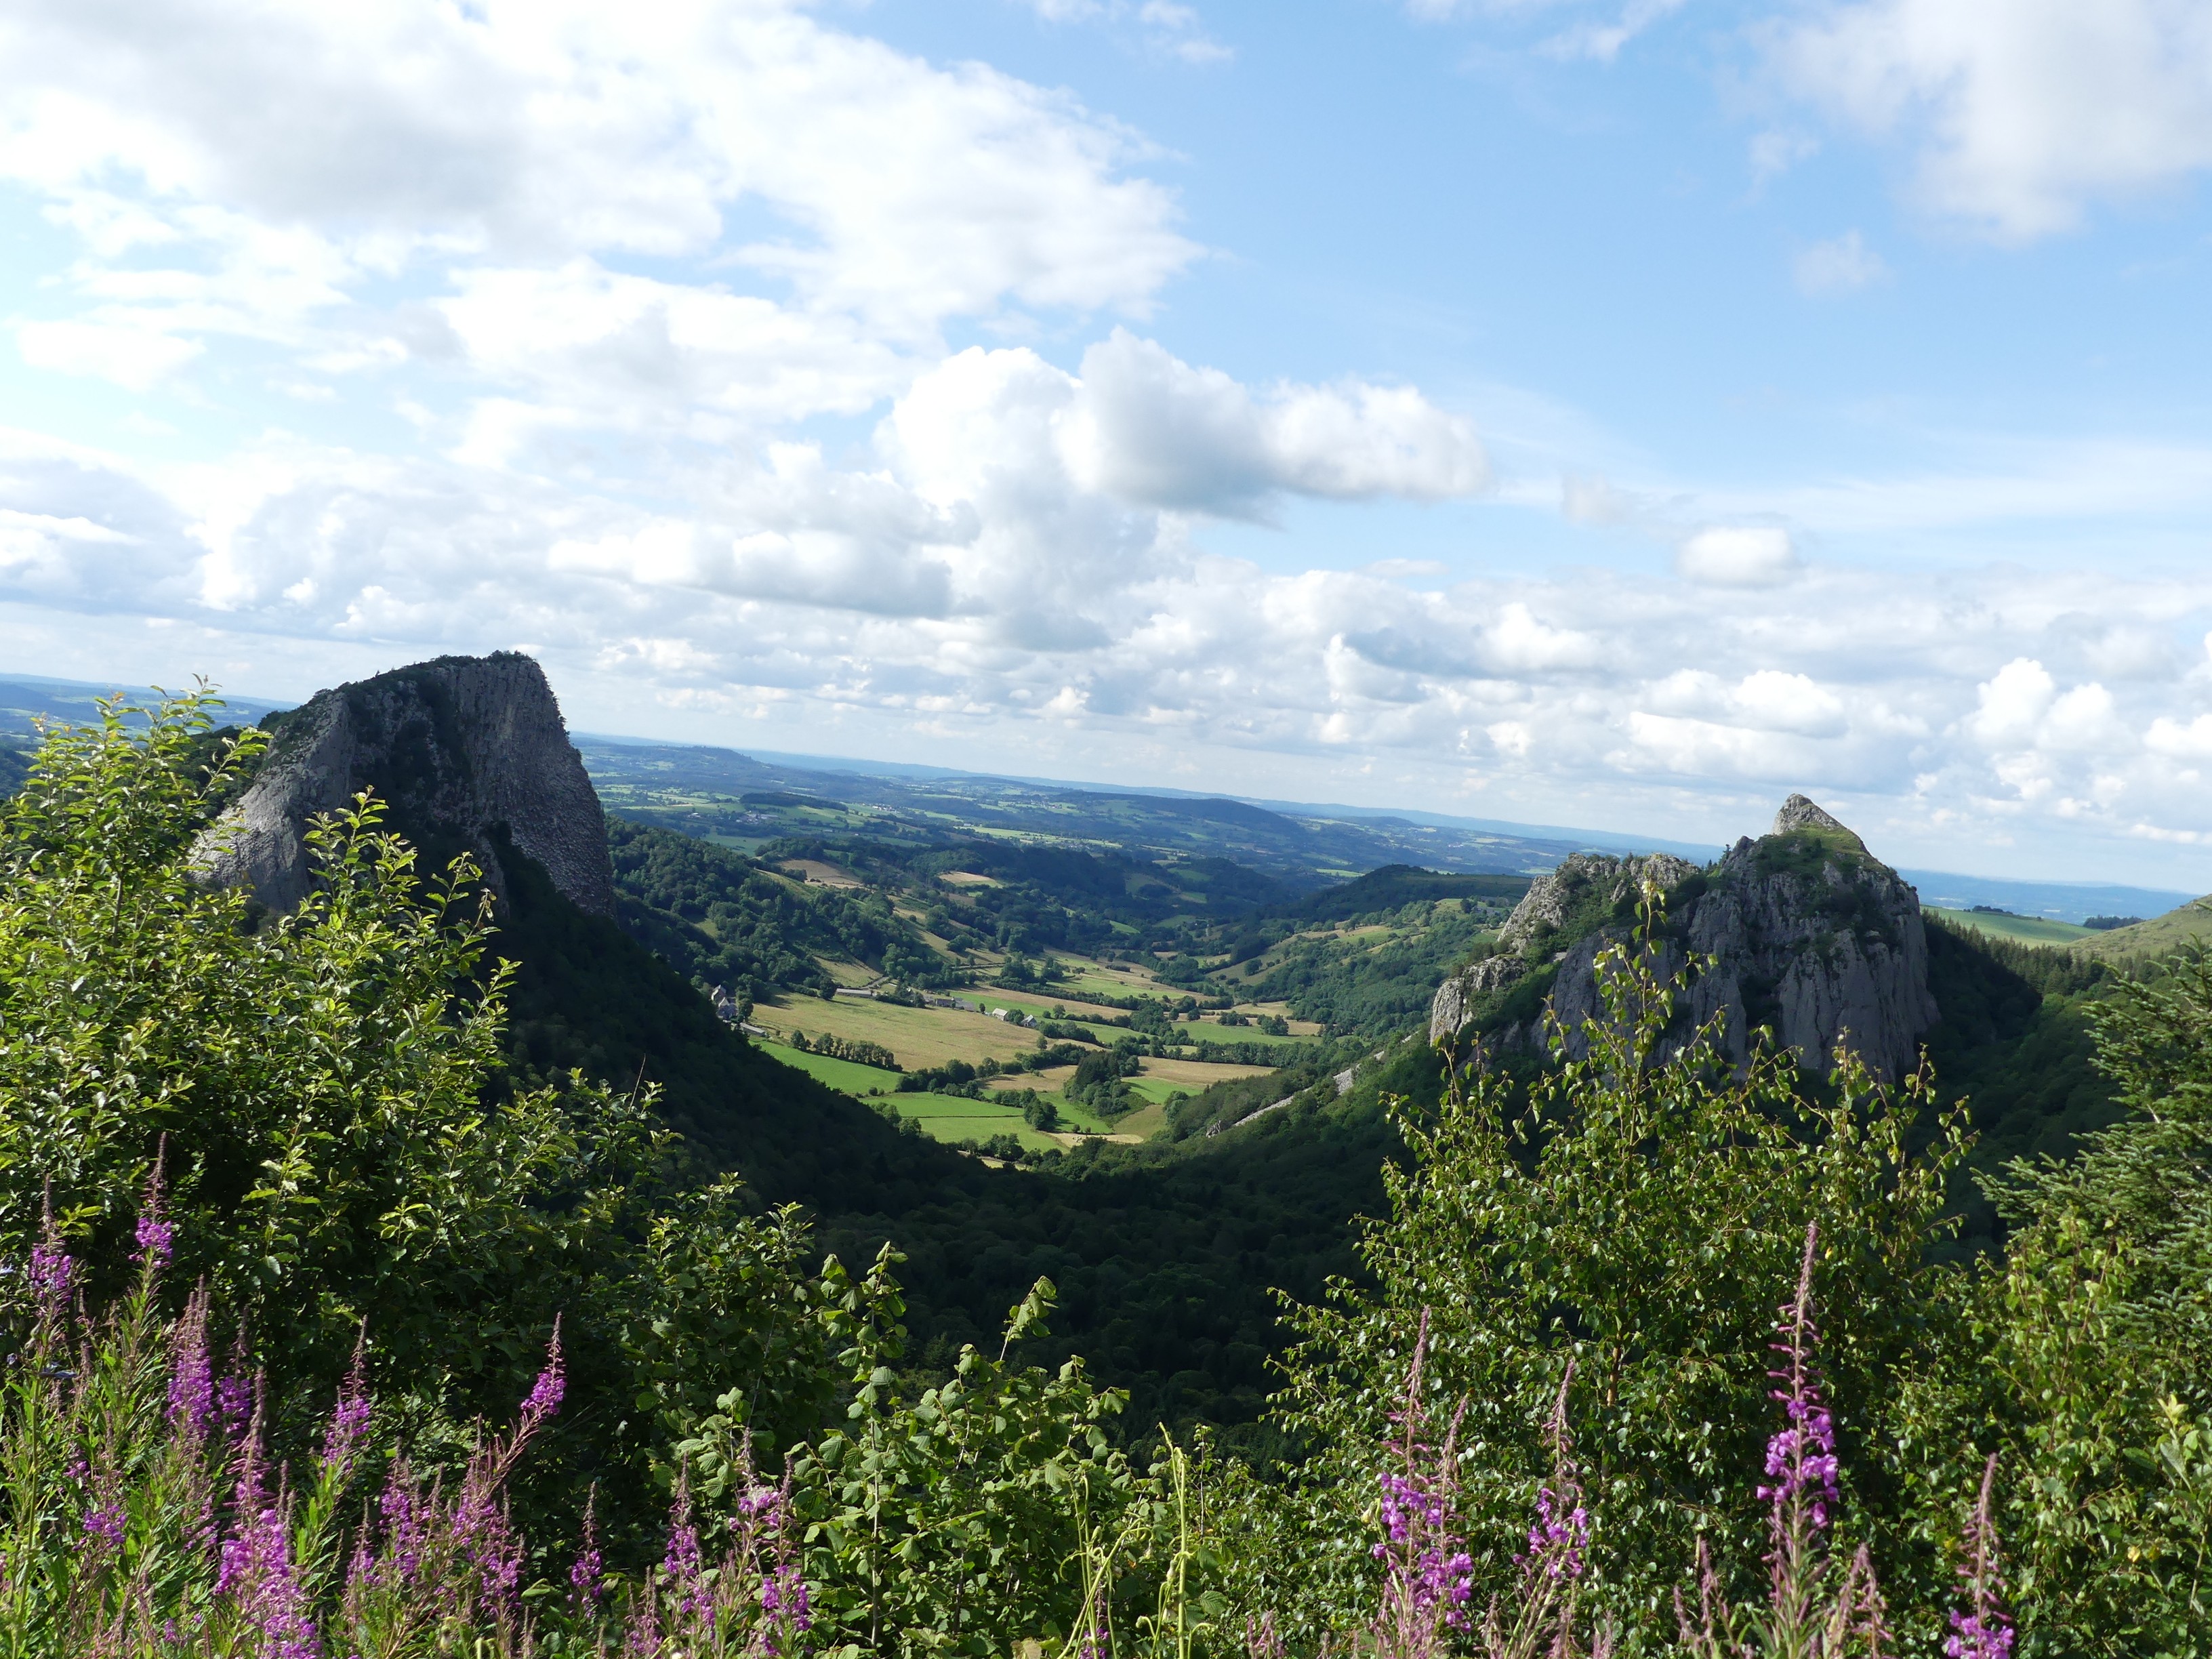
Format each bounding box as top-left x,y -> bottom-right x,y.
1430,795 -> 1936,1080
195,653 -> 615,918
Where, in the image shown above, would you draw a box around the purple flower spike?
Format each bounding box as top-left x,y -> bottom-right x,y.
570,1488 -> 605,1607
762,1563 -> 812,1631
319,1334 -> 371,1477
28,1237 -> 74,1315
167,1293 -> 216,1438
217,1374 -> 253,1443
1945,1455 -> 2014,1659
519,1317 -> 565,1432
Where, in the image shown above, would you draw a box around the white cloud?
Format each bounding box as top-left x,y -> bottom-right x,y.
0,0 -> 1200,371
16,320 -> 203,391
1675,525 -> 1801,587
1059,330 -> 1489,514
1769,0 -> 2212,240
1794,231 -> 1889,296
1538,0 -> 1687,62
1965,657 -> 2057,750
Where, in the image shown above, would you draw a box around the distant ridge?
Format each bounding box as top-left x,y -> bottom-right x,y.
1,668 -> 2195,923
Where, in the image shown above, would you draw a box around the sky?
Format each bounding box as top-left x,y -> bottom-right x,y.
5,0 -> 2212,885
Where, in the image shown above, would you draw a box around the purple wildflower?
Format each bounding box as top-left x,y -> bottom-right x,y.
663,1500 -> 709,1622
1525,1484 -> 1589,1582
217,1374 -> 253,1443
569,1490 -> 605,1608
1945,1455 -> 2014,1659
519,1319 -> 565,1431
761,1563 -> 812,1631
215,1462 -> 321,1659
1761,1224 -> 1841,1586
81,1503 -> 125,1551
319,1333 -> 371,1477
132,1214 -> 174,1271
377,1469 -> 429,1585
133,1145 -> 173,1270
28,1238 -> 74,1317
1368,1313 -> 1480,1652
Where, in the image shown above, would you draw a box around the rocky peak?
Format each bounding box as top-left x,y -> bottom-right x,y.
1494,851 -> 1702,954
1772,793 -> 1864,847
1431,797 -> 1936,1080
196,653 -> 614,918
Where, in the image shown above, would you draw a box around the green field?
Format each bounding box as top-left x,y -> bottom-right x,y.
1928,907 -> 2094,946
885,1092 -> 1066,1152
757,1041 -> 901,1095
2076,897 -> 2212,962
1188,1021 -> 1311,1048
1126,1075 -> 1191,1105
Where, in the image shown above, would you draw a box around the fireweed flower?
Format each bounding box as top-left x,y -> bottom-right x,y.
377,1469 -> 430,1586
1946,1456 -> 2015,1659
1369,1312 -> 1479,1650
1761,1225 -> 1841,1573
761,1562 -> 812,1632
81,1503 -> 125,1551
569,1490 -> 605,1607
1524,1484 -> 1589,1582
319,1335 -> 371,1477
28,1237 -> 74,1316
133,1146 -> 173,1269
519,1320 -> 565,1433
216,1460 -> 321,1659
217,1374 -> 253,1443
662,1487 -> 710,1623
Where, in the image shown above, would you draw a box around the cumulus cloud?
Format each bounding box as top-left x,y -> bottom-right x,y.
1675,525 -> 1802,587
1059,330 -> 1488,515
1768,0 -> 2212,240
0,0 -> 1199,392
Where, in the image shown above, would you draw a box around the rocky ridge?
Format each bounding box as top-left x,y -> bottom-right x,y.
1429,795 -> 1937,1080
195,653 -> 615,918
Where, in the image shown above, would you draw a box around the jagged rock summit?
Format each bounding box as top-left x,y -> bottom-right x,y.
1431,795 -> 1936,1080
196,653 -> 615,918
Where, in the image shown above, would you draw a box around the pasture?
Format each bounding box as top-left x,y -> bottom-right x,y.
1928,906 -> 2093,946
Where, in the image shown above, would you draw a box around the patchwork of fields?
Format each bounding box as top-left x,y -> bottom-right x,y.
748,939 -> 1315,1153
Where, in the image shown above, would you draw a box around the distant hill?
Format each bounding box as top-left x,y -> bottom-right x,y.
1927,907 -> 2095,947
2074,895 -> 2212,962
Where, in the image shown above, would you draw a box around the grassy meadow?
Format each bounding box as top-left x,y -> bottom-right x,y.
1927,906 -> 2094,945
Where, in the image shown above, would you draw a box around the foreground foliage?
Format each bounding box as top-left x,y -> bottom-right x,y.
1,693 -> 2209,1654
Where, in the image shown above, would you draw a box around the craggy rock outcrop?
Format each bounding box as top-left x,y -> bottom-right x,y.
195,653 -> 614,918
1430,796 -> 1936,1080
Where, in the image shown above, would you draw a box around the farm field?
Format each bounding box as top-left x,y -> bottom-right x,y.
1182,1019 -> 1312,1047
1137,1055 -> 1277,1091
748,994 -> 1043,1069
1928,907 -> 2094,946
884,1093 -> 1068,1153
777,858 -> 863,888
1046,956 -> 1185,1000
757,1041 -> 901,1096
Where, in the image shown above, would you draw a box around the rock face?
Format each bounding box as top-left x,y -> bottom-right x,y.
1430,796 -> 1937,1080
196,653 -> 615,918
